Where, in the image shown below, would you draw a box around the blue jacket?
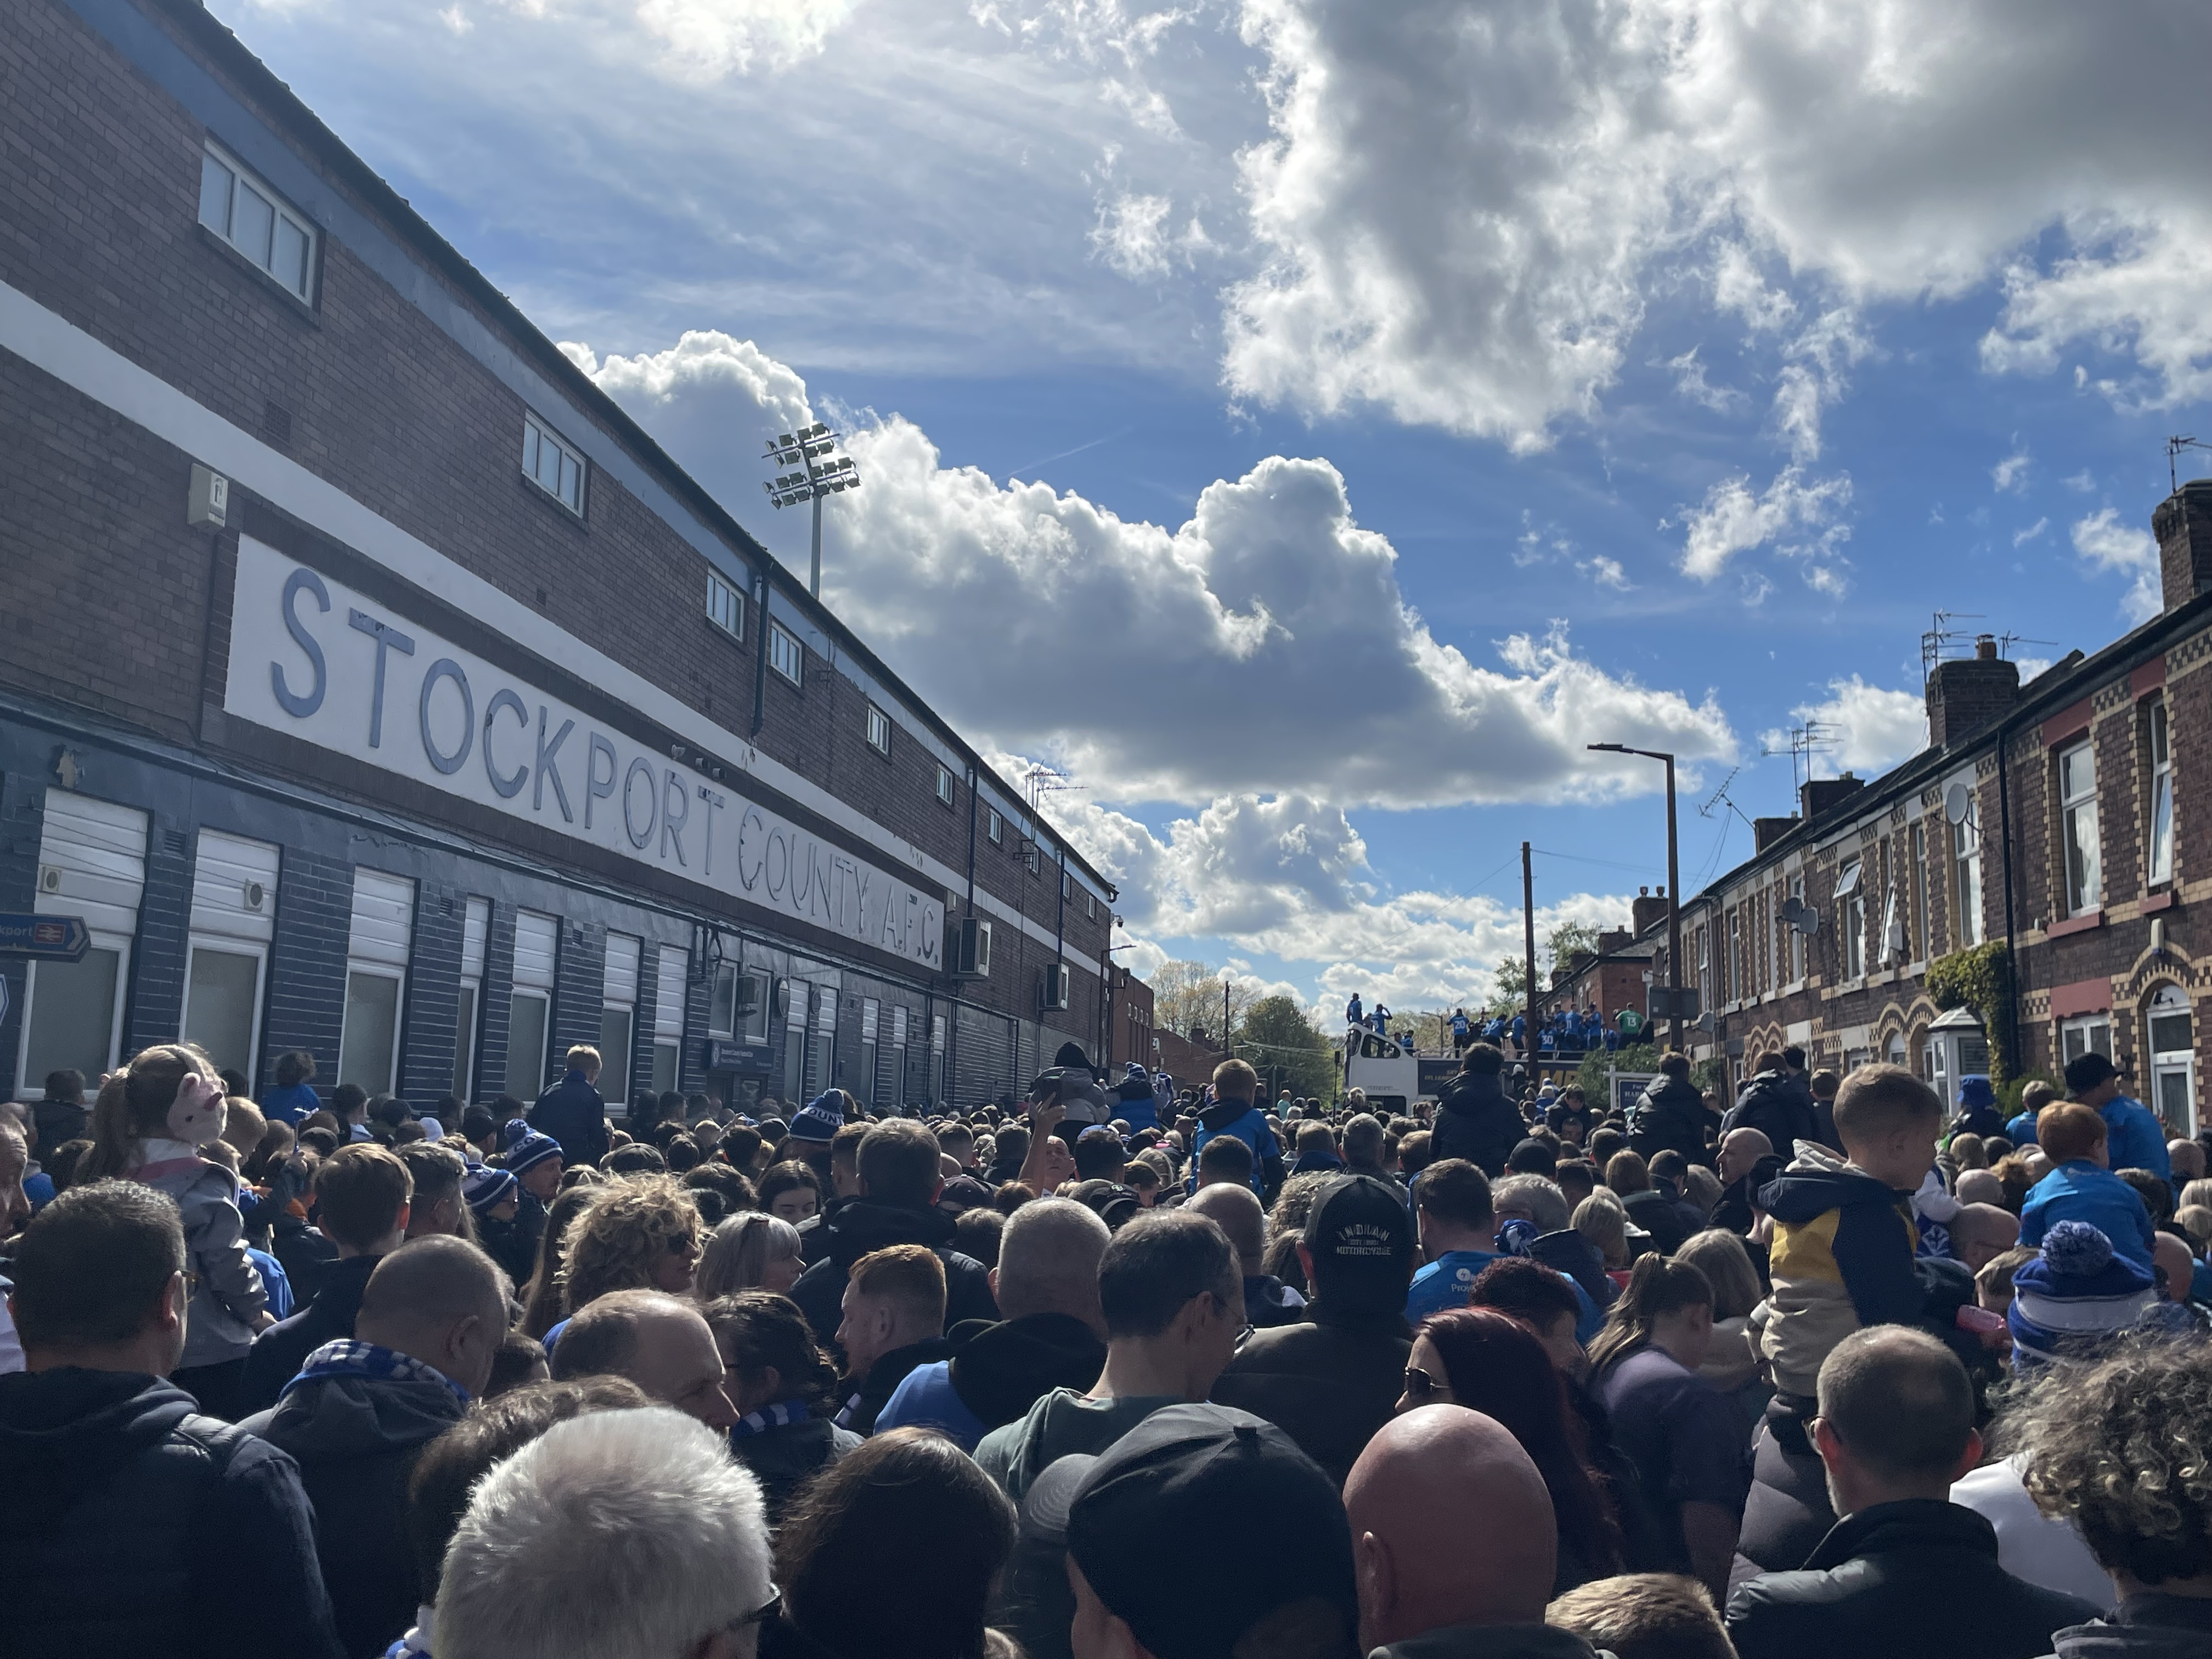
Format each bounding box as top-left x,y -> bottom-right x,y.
2020,1162 -> 2158,1268
2004,1109 -> 2038,1147
2101,1096 -> 2171,1181
529,1070 -> 610,1170
1190,1103 -> 1283,1200
258,1082 -> 322,1126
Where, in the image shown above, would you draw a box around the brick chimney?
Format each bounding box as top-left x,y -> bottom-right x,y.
1631,886 -> 1669,935
1596,928 -> 1631,953
1801,773 -> 1865,821
1753,815 -> 1798,853
1926,635 -> 2019,747
2154,478 -> 2212,612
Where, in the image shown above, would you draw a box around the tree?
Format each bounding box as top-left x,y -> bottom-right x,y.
1149,959 -> 1216,1037
1546,921 -> 1602,968
1238,996 -> 1336,1102
1491,956 -> 1530,1008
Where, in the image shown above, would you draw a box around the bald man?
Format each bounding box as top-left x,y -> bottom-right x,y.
550,1288 -> 736,1431
242,1235 -> 510,1657
1188,1180 -> 1306,1330
1954,1169 -> 2006,1209
1949,1204 -> 2021,1274
2154,1232 -> 2198,1304
1344,1405 -> 1601,1656
1711,1127 -> 1776,1235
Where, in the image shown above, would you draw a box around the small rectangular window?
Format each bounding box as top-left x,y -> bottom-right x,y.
198,142 -> 318,302
1086,890 -> 1097,920
769,623 -> 803,686
935,764 -> 955,806
987,808 -> 1003,845
2149,701 -> 2175,887
2060,740 -> 2101,916
707,571 -> 743,637
1839,859 -> 1866,979
522,412 -> 586,515
867,705 -> 891,755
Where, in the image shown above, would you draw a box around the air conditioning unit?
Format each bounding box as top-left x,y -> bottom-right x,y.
1041,961 -> 1071,1011
38,866 -> 62,894
946,916 -> 990,979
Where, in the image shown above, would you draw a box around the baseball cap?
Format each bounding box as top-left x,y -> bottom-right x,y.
2062,1052 -> 2120,1094
1301,1173 -> 1414,1300
1065,1404 -> 1357,1659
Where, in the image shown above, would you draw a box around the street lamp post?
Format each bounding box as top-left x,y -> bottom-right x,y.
761,422 -> 861,600
1588,743 -> 1682,1052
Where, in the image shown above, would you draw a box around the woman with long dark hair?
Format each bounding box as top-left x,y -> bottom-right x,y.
1401,1307 -> 1623,1592
704,1291 -> 856,1523
1585,1254 -> 1744,1602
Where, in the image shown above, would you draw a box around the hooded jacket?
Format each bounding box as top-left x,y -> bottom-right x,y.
1430,1070 -> 1525,1177
1722,1071 -> 1819,1160
240,1347 -> 467,1659
1757,1142 -> 1921,1398
790,1199 -> 997,1348
2049,1595 -> 2212,1658
131,1147 -> 268,1369
0,1367 -> 342,1659
876,1311 -> 1108,1449
1725,1499 -> 2101,1659
1192,1098 -> 1285,1200
1113,1065 -> 1160,1134
834,1336 -> 953,1436
241,1252 -> 383,1415
1628,1075 -> 1714,1167
974,1386 -> 1184,1501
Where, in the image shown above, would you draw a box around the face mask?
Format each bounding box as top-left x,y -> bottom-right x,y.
165,1071 -> 228,1149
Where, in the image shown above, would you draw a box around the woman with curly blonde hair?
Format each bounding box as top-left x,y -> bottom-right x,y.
2013,1338 -> 2212,1641
562,1175 -> 704,1316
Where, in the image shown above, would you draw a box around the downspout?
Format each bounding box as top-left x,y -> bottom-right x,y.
1995,716 -> 2022,1078
749,566 -> 772,738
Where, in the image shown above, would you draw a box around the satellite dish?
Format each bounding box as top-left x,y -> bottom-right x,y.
1781,896 -> 1821,936
1944,782 -> 1973,826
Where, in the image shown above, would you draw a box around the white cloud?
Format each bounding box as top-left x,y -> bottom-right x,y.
2070,507 -> 2162,623
1215,0 -> 2212,441
489,0 -> 854,76
2012,516 -> 2049,547
578,329 -> 1739,810
1665,347 -> 1748,414
1678,466 -> 1852,583
1090,191 -> 1210,279
2064,470 -> 2097,493
1582,556 -> 1633,591
1760,676 -> 1926,776
1993,445 -> 2030,493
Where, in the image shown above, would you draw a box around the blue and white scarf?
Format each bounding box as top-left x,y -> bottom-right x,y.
287,1339 -> 470,1408
730,1400 -> 812,1441
833,1391 -> 865,1431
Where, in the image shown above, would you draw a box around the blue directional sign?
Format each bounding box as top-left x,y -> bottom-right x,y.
0,914 -> 91,962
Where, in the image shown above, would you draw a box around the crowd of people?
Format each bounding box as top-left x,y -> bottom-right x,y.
1345,995 -> 1646,1060
4,1031 -> 2212,1659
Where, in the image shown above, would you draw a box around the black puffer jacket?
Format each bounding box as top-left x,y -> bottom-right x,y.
791,1200 -> 997,1348
1430,1071 -> 1525,1176
1722,1072 -> 1819,1160
1731,1394 -> 1835,1594
1629,1075 -> 1715,1166
1726,1499 -> 2101,1659
1210,1301 -> 1411,1487
0,1367 -> 342,1659
240,1253 -> 382,1415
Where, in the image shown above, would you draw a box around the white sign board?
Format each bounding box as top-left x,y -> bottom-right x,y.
223,537 -> 943,968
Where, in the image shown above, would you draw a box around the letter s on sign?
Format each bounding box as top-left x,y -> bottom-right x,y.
272,567 -> 329,718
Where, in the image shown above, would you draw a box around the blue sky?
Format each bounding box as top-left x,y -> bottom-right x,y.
207,0 -> 2212,1016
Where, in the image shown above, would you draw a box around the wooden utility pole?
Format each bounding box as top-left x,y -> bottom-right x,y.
1522,840 -> 1537,1072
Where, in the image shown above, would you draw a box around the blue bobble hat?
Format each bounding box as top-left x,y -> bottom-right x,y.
788,1093 -> 844,1144
464,1164 -> 518,1216
500,1120 -> 562,1178
1957,1075 -> 1996,1109
2008,1220 -> 2158,1369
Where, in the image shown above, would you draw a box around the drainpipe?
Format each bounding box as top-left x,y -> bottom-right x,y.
1995,718 -> 2022,1078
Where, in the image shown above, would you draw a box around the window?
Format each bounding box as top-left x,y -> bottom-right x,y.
1787,873 -> 1807,984
180,830 -> 278,1080
935,764 -> 955,806
769,623 -> 803,686
522,413 -> 586,515
601,933 -> 640,1098
861,998 -> 881,1108
1086,890 -> 1097,921
781,979 -> 807,1104
2149,701 -> 2176,887
198,143 -> 317,302
709,962 -> 769,1044
2149,985 -> 2196,1136
987,808 -> 1002,845
1726,910 -> 1743,1004
808,986 -> 837,1098
651,944 -> 687,1096
866,704 -> 891,756
18,792 -> 148,1097
1836,859 -> 1865,979
454,898 -> 489,1101
509,909 -> 560,1094
707,571 -> 743,637
1909,822 -> 1931,963
2060,740 -> 2102,916
2061,1013 -> 2114,1071
339,870 -> 414,1096
1952,799 -> 1983,949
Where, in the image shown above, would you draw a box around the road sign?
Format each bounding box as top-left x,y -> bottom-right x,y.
0,914 -> 89,962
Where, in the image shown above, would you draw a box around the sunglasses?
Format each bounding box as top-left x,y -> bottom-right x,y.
1402,1364 -> 1441,1403
724,1588 -> 782,1633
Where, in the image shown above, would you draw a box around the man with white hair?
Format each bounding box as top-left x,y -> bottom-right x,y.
436,1406 -> 776,1659
874,1195 -> 1110,1449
